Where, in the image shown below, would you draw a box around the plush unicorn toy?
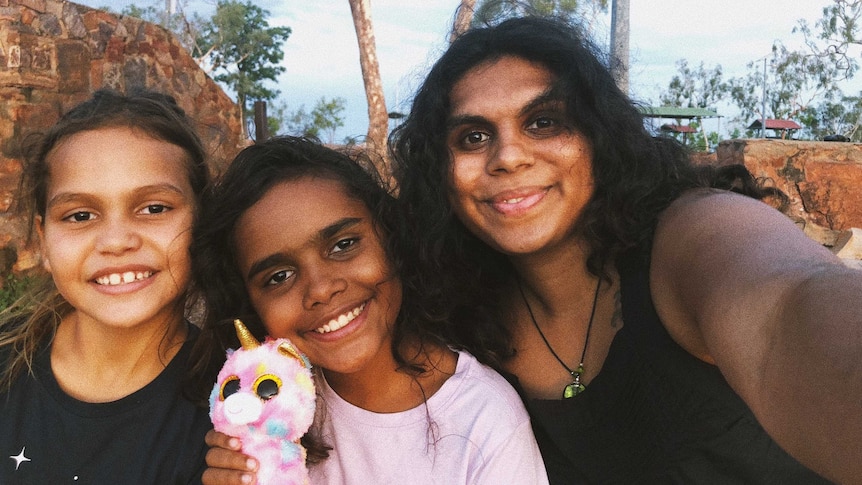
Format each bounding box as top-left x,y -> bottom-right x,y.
210,320 -> 316,485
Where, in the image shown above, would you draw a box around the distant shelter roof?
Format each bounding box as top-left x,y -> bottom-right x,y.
747,119 -> 802,130
639,106 -> 720,119
661,124 -> 697,134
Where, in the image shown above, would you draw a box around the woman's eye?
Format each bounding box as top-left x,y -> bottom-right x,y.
63,211 -> 94,222
141,204 -> 170,215
528,116 -> 558,131
331,237 -> 358,254
463,131 -> 489,146
265,269 -> 294,286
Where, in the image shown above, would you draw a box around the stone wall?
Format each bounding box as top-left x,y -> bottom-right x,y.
715,139 -> 862,247
0,0 -> 244,274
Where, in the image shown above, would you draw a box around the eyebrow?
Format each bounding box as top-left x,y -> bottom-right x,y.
245,217 -> 363,281
446,87 -> 562,131
46,183 -> 189,209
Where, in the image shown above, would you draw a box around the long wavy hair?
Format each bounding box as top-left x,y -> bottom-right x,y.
0,88 -> 209,391
389,16 -> 784,367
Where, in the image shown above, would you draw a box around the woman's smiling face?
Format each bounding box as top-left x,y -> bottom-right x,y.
445,55 -> 595,257
233,176 -> 402,377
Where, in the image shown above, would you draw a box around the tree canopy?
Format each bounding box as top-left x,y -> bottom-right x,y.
198,0 -> 291,135
658,0 -> 862,144
471,0 -> 608,25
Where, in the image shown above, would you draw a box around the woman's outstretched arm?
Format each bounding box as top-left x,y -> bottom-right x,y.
651,189 -> 862,485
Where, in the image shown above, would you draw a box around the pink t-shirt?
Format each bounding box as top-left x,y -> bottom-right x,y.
308,350 -> 549,484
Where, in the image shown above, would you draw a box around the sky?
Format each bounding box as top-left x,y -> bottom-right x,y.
75,0 -> 853,141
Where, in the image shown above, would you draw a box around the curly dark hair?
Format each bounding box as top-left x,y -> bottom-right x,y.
389,16 -> 784,367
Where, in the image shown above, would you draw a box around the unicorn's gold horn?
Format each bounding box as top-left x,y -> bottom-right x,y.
234,319 -> 260,349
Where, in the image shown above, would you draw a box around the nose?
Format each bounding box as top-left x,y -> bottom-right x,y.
487,131 -> 533,174
95,217 -> 142,255
301,264 -> 347,310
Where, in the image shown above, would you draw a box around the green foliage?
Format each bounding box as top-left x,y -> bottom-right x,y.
794,0 -> 861,82
798,92 -> 862,141
0,273 -> 39,312
120,1 -> 208,57
310,97 -> 346,144
660,1 -> 862,140
199,0 -> 291,130
264,99 -> 290,138
728,41 -> 846,124
660,60 -> 727,110
281,97 -> 346,144
657,61 -> 725,151
472,0 -> 608,27
725,1 -> 862,135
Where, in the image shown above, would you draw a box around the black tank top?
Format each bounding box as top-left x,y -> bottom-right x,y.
509,253 -> 832,484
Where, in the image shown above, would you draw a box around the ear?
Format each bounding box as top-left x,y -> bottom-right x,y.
35,216 -> 51,274
278,341 -> 311,368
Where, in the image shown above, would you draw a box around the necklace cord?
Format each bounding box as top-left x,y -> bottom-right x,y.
518,277 -> 602,396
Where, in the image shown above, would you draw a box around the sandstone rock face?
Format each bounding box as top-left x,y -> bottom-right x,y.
0,0 -> 244,273
715,139 -> 862,247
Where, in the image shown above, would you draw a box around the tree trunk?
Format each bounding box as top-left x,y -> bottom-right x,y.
609,0 -> 630,94
348,0 -> 389,177
237,92 -> 247,139
450,0 -> 477,43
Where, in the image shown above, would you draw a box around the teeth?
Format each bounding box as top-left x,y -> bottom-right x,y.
503,197 -> 525,204
315,303 -> 366,334
96,271 -> 152,286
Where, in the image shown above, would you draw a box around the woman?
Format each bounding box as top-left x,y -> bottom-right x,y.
390,16 -> 861,485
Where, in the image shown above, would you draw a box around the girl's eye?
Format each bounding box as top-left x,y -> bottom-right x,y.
141,204 -> 170,215
331,237 -> 358,254
63,211 -> 94,222
265,269 -> 294,286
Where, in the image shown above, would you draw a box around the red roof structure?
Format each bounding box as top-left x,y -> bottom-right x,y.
747,119 -> 802,130
747,119 -> 802,139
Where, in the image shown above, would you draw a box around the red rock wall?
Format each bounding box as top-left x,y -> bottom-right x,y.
0,0 -> 244,273
715,139 -> 862,244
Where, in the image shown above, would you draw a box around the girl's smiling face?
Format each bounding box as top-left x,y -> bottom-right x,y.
39,127 -> 196,331
233,176 -> 402,377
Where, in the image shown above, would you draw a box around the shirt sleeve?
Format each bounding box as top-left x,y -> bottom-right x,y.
471,419 -> 550,485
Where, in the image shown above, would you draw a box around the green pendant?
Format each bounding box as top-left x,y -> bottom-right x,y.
563,382 -> 585,398
563,365 -> 586,399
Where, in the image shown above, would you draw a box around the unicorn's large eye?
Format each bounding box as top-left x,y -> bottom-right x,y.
220,376 -> 241,400
254,374 -> 282,400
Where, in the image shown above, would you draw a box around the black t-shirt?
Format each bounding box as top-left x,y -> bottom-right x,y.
0,325 -> 212,485
509,253 -> 832,485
